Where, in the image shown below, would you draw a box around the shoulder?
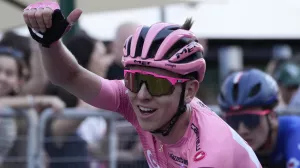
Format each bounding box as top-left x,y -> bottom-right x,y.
188,99 -> 260,167
279,116 -> 300,133
189,98 -> 217,116
189,98 -> 226,130
280,117 -> 300,168
187,126 -> 260,167
224,127 -> 261,167
278,116 -> 300,148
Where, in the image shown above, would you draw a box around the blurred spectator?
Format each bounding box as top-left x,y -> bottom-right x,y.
103,41 -> 114,55
264,45 -> 293,108
43,111 -> 89,168
76,100 -> 108,168
42,31 -> 111,167
0,109 -> 17,167
290,53 -> 300,64
195,38 -> 209,102
0,31 -> 31,67
44,31 -> 115,168
273,62 -> 300,109
0,32 -> 48,95
64,30 -> 146,167
266,44 -> 292,76
0,43 -> 88,168
198,38 -> 208,56
106,22 -> 138,80
0,45 -> 63,168
0,46 -> 29,168
66,31 -> 112,77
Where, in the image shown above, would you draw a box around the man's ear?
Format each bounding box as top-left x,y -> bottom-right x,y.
267,111 -> 278,127
267,111 -> 277,119
184,80 -> 199,103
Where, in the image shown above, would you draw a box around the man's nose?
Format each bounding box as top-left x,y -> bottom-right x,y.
137,83 -> 152,100
237,122 -> 250,136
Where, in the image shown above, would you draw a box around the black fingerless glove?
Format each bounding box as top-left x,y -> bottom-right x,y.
28,9 -> 71,48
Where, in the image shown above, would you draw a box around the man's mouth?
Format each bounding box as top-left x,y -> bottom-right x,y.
138,105 -> 157,114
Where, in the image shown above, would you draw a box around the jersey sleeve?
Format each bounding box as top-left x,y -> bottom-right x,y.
229,127 -> 262,168
285,128 -> 300,168
187,127 -> 262,168
87,78 -> 137,124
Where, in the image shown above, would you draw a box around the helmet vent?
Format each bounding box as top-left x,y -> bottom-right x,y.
135,27 -> 150,57
168,26 -> 180,31
248,83 -> 261,97
125,36 -> 132,56
232,83 -> 239,101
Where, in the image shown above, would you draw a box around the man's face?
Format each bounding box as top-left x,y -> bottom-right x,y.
235,116 -> 269,150
127,66 -> 185,132
225,108 -> 271,151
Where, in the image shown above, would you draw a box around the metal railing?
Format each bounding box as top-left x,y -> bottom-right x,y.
1,105 -> 299,168
0,107 -> 39,168
38,108 -> 122,168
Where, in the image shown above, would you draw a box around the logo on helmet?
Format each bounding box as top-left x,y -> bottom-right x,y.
165,64 -> 176,68
134,60 -> 151,66
175,42 -> 199,59
230,105 -> 241,111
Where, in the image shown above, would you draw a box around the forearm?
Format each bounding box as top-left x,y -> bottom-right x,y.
0,97 -> 31,109
51,118 -> 84,137
39,41 -> 80,86
50,118 -> 84,146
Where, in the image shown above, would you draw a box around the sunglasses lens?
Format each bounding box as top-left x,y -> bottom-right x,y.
124,71 -> 175,96
226,114 -> 260,130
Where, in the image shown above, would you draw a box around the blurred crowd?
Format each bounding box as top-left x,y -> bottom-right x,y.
0,20 -> 299,168
0,22 -> 148,168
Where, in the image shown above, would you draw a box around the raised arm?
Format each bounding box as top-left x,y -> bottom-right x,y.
22,1 -> 137,124
22,1 -> 107,105
38,41 -> 102,103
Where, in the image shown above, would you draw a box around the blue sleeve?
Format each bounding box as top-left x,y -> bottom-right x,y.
285,128 -> 300,168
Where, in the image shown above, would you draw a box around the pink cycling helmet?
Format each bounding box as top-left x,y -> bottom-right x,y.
122,19 -> 206,82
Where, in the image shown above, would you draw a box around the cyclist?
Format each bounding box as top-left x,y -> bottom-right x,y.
23,1 -> 261,167
273,62 -> 300,109
218,68 -> 300,168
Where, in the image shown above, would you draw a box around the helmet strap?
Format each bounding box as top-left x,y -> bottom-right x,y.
150,83 -> 187,136
257,114 -> 273,151
255,115 -> 273,167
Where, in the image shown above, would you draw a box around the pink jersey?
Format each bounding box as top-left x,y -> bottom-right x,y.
89,78 -> 262,168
